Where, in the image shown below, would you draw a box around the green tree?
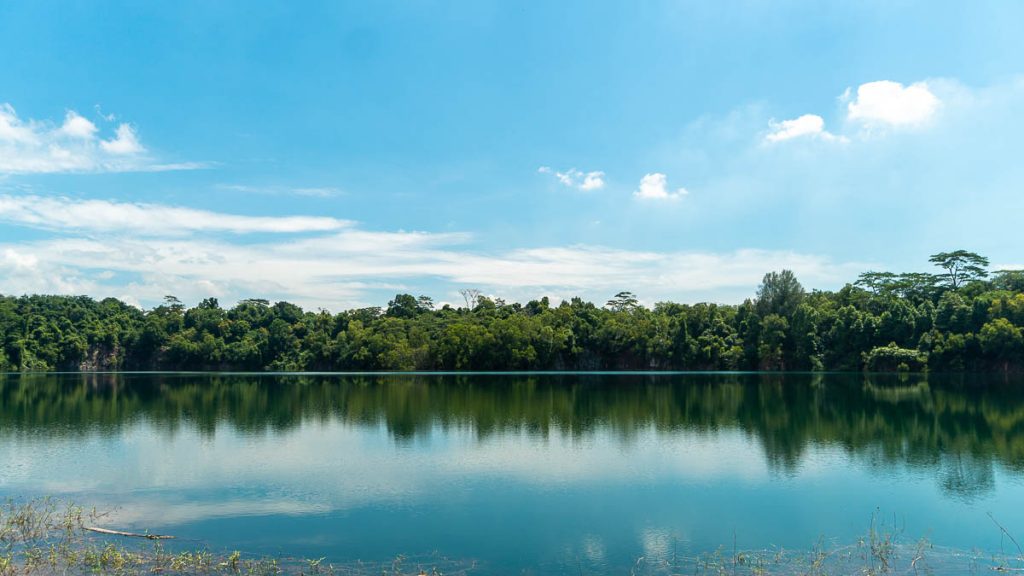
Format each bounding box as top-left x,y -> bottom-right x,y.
386,294 -> 424,319
929,250 -> 989,290
863,343 -> 927,372
756,270 -> 805,318
3,249 -> 1024,374
605,291 -> 640,313
757,314 -> 789,370
992,270 -> 1024,292
979,318 -> 1023,372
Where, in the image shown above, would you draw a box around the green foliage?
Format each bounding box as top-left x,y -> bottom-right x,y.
856,271 -> 941,302
605,291 -> 640,313
863,343 -> 927,372
756,269 -> 805,318
979,318 -> 1024,371
929,250 -> 990,289
1,251 -> 1022,372
757,314 -> 788,370
993,270 -> 1024,292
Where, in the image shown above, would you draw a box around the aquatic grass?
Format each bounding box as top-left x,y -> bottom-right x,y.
3,498 -> 1024,576
0,498 -> 474,576
613,514 -> 1023,576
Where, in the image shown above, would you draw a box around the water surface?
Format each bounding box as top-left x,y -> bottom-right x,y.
2,372 -> 1023,573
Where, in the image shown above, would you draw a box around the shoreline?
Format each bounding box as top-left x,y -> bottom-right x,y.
2,498 -> 1021,576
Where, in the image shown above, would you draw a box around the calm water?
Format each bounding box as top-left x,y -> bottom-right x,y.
2,372 -> 1024,573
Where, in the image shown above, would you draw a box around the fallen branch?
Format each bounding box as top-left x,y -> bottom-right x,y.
84,526 -> 175,540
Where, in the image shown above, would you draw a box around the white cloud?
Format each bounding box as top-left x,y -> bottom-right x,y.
2,248 -> 38,270
0,195 -> 353,235
132,161 -> 212,172
662,76 -> 1024,273
762,80 -> 939,146
846,80 -> 940,127
218,184 -> 344,198
291,186 -> 343,198
0,194 -> 861,309
0,245 -> 95,296
93,105 -> 117,122
99,123 -> 144,154
633,173 -> 688,200
0,103 -> 201,173
0,104 -> 36,143
59,111 -> 98,139
765,114 -> 844,143
539,166 -> 606,191
579,171 -> 605,191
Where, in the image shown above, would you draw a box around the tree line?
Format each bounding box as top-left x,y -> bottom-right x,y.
1,250 -> 1022,372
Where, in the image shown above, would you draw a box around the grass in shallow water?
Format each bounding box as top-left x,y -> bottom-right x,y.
0,498 -> 472,576
2,498 -> 1023,575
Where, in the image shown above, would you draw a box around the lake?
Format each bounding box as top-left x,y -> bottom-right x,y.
2,372 -> 1023,574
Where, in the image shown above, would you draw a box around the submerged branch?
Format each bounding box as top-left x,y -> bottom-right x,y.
83,525 -> 175,540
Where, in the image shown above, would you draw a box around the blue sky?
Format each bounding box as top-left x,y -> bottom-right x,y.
1,0 -> 1023,309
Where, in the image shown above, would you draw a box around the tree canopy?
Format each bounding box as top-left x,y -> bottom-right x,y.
1,251 -> 1022,373
929,250 -> 990,289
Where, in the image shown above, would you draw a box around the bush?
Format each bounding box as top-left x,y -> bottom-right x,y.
863,343 -> 928,372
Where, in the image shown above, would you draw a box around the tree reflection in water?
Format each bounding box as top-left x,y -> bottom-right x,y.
2,372 -> 1022,499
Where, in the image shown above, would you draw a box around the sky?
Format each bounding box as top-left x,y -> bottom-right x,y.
1,0 -> 1023,310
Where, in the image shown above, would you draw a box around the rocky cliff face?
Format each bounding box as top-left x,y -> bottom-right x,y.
77,346 -> 122,371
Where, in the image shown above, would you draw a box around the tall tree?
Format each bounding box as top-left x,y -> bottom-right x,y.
929,250 -> 989,290
756,270 -> 805,318
386,294 -> 423,319
605,291 -> 640,313
459,289 -> 482,310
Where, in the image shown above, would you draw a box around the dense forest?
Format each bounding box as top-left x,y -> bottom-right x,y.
1,250 -> 1023,372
